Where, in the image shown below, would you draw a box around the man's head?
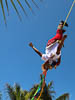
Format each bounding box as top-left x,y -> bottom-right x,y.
58,20 -> 68,29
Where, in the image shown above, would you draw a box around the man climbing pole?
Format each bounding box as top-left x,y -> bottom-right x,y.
29,21 -> 68,73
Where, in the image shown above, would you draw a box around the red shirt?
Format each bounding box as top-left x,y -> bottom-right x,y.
47,29 -> 63,46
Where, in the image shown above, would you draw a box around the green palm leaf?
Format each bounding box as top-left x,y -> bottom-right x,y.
5,0 -> 9,15
11,0 -> 21,21
0,0 -> 41,24
6,83 -> 27,100
17,0 -> 27,16
56,93 -> 69,100
0,0 -> 6,25
32,0 -> 39,9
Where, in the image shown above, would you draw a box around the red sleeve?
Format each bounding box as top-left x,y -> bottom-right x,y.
54,29 -> 63,40
48,29 -> 63,42
47,29 -> 63,46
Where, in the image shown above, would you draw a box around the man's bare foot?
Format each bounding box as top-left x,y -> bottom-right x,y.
29,42 -> 33,48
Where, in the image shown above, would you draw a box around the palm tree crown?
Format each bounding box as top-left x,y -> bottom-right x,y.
6,81 -> 69,100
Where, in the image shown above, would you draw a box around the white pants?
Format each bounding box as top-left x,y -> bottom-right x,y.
42,42 -> 61,65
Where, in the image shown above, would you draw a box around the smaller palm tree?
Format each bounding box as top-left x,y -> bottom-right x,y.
56,93 -> 69,100
27,81 -> 55,100
6,83 -> 28,100
40,81 -> 55,100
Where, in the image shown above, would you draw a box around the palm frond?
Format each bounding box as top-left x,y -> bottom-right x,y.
0,0 -> 42,24
6,84 -> 16,100
15,84 -> 21,100
5,0 -> 9,15
56,93 -> 69,100
6,83 -> 28,100
0,0 -> 6,25
32,0 -> 39,9
24,0 -> 35,15
48,81 -> 54,90
11,0 -> 21,21
17,0 -> 27,16
25,0 -> 32,10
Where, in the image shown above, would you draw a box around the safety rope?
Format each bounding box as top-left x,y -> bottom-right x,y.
63,0 -> 75,27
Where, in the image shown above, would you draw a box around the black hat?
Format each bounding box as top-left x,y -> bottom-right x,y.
59,20 -> 68,27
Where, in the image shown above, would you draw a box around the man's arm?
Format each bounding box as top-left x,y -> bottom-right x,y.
29,42 -> 42,57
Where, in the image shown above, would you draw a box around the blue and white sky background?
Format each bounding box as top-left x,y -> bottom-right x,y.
0,0 -> 75,100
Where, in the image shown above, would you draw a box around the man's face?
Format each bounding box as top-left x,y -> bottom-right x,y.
58,24 -> 63,29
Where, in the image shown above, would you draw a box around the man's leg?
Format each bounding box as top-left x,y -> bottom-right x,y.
56,34 -> 67,55
29,42 -> 42,57
42,59 -> 53,72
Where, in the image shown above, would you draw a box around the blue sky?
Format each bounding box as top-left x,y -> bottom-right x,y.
0,0 -> 75,99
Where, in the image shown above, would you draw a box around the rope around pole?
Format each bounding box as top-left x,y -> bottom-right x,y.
37,79 -> 45,100
31,78 -> 43,100
37,71 -> 47,100
63,0 -> 75,27
37,86 -> 44,100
